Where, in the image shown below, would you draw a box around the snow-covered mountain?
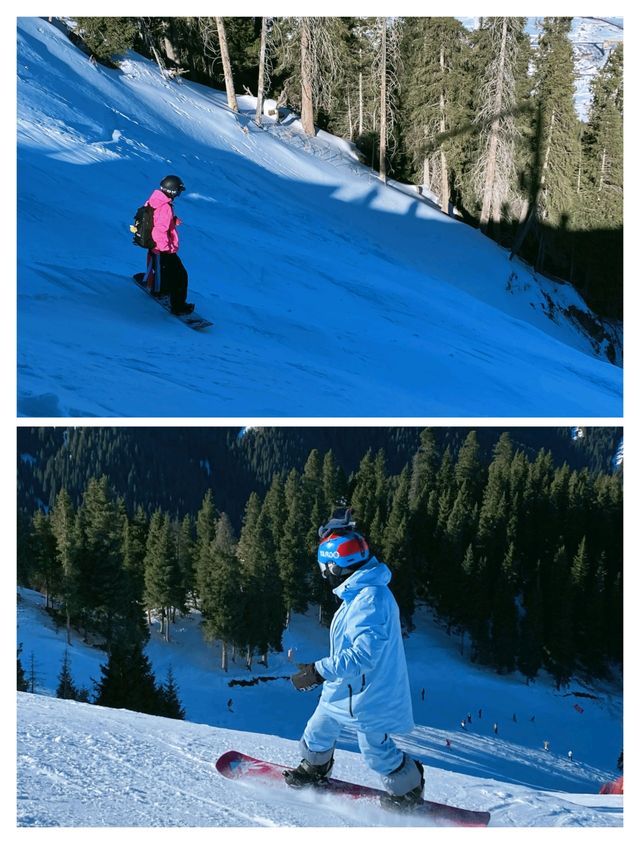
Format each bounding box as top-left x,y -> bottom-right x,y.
17,17 -> 622,418
16,587 -> 623,827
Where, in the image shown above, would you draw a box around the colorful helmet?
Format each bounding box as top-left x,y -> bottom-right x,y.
160,175 -> 185,197
317,530 -> 370,579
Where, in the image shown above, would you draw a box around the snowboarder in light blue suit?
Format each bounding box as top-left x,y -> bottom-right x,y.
285,507 -> 424,809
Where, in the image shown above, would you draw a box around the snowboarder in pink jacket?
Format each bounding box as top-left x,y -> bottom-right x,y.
141,175 -> 194,315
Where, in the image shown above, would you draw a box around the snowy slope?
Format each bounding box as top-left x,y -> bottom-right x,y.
16,693 -> 623,828
17,17 -> 622,418
16,587 -> 623,827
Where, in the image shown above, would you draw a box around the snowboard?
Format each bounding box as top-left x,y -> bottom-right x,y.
133,273 -> 212,330
215,750 -> 490,827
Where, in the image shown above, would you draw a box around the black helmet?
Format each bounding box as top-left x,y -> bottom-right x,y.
160,175 -> 185,197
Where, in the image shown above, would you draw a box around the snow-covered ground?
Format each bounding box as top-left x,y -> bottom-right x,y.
16,587 -> 623,827
17,17 -> 622,417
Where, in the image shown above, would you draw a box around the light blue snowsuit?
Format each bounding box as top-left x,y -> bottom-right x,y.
301,556 -> 418,792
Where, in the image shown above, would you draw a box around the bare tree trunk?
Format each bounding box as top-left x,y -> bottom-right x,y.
347,91 -> 354,139
246,646 -> 253,670
216,17 -> 238,112
358,53 -> 364,135
300,18 -> 315,136
599,148 -> 607,192
255,17 -> 268,125
439,47 -> 449,215
480,18 -> 508,230
221,640 -> 228,672
422,157 -> 430,192
66,608 -> 72,646
379,19 -> 387,183
162,19 -> 179,64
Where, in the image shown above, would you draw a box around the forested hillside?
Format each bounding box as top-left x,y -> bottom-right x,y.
17,426 -> 622,522
69,15 -> 623,319
17,427 -> 623,691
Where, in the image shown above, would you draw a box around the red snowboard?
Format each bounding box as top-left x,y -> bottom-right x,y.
216,750 -> 490,827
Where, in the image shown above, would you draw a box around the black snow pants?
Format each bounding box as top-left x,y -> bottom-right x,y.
144,251 -> 188,311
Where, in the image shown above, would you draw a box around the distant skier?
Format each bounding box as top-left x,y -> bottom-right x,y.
140,175 -> 194,315
285,506 -> 424,810
227,698 -> 233,712
493,723 -> 498,735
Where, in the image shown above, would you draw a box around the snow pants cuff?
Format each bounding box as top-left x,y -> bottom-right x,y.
381,754 -> 423,796
299,738 -> 335,767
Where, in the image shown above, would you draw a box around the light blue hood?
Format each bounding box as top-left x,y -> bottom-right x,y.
315,556 -> 415,735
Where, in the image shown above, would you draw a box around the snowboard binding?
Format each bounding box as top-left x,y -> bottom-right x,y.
283,757 -> 334,789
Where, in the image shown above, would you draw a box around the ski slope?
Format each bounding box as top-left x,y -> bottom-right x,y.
16,17 -> 622,418
16,587 -> 623,828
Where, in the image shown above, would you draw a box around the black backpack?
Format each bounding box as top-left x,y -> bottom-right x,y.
130,205 -> 155,249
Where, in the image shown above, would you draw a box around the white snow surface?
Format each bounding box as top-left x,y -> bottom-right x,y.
17,17 -> 622,418
16,587 -> 623,828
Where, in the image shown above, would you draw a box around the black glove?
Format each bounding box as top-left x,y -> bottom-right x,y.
291,663 -> 324,692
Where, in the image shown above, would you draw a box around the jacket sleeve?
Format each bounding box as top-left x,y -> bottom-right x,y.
152,203 -> 173,253
316,591 -> 390,681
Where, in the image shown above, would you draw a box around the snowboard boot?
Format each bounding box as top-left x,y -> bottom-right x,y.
283,757 -> 334,789
171,302 -> 195,315
380,758 -> 424,812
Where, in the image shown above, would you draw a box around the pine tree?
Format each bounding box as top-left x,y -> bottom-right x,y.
490,542 -> 519,672
236,492 -> 282,667
175,513 -> 196,608
50,488 -> 80,645
454,431 -> 482,494
300,450 -> 325,557
144,511 -> 183,642
576,43 -> 623,316
199,513 -> 244,670
469,18 -> 528,235
396,17 -> 468,212
30,509 -> 59,610
194,489 -> 218,608
157,665 -> 186,719
17,645 -> 28,692
580,44 -> 623,229
279,468 -> 311,619
75,17 -> 140,62
122,505 -> 148,600
381,466 -> 414,627
518,565 -> 544,682
76,476 -> 128,647
56,650 -> 79,700
94,639 -> 161,715
526,18 -> 581,272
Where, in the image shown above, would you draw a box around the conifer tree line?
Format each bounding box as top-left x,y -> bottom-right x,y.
19,429 -> 622,688
67,16 -> 622,318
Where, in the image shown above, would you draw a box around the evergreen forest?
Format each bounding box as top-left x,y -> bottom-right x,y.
17,427 -> 623,690
67,16 -> 623,320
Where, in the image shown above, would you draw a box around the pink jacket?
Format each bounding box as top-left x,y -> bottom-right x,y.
146,189 -> 180,253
